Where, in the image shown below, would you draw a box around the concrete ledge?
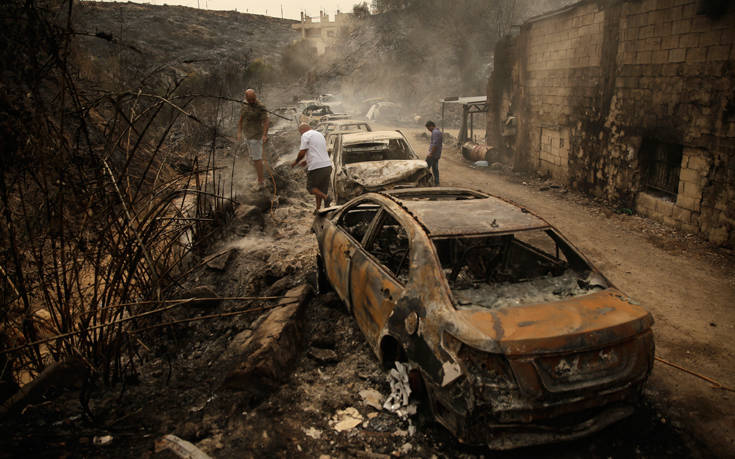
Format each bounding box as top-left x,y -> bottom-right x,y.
222,284 -> 313,392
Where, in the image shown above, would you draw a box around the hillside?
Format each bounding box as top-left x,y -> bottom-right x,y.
73,2 -> 299,103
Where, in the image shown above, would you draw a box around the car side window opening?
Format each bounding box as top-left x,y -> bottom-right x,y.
386,139 -> 414,160
365,213 -> 410,283
432,229 -> 606,310
337,202 -> 381,244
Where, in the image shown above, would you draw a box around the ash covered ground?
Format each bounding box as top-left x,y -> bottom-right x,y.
0,128 -> 707,458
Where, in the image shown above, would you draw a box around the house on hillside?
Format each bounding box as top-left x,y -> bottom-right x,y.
486,0 -> 735,247
292,10 -> 352,55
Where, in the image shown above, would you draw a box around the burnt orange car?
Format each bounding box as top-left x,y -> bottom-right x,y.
312,187 -> 654,449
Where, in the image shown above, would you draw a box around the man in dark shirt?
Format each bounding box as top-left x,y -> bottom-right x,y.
237,89 -> 270,189
425,120 -> 442,186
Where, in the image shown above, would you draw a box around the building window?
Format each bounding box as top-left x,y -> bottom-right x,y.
639,139 -> 683,198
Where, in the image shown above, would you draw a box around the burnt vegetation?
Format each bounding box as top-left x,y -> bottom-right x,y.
0,0 -> 258,411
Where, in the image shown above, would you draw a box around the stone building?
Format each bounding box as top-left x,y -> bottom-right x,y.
292,10 -> 352,55
486,0 -> 735,246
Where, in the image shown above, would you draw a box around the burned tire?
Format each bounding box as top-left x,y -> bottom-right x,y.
316,255 -> 332,294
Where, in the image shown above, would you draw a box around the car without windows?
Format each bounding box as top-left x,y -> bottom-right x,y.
316,119 -> 372,136
329,130 -> 432,203
299,104 -> 333,126
312,187 -> 655,449
318,113 -> 350,123
315,119 -> 373,155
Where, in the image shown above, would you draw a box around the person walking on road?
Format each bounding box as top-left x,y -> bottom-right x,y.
425,120 -> 442,186
237,88 -> 270,189
292,123 -> 333,213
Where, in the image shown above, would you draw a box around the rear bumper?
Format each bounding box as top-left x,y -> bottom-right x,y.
469,403 -> 635,450
425,378 -> 645,450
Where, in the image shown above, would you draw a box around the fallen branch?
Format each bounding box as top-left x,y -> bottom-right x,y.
155,434 -> 211,459
655,355 -> 735,392
128,301 -> 295,333
2,295 -> 297,355
96,295 -> 292,312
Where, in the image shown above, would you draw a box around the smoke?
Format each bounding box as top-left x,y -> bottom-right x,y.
287,0 -> 574,125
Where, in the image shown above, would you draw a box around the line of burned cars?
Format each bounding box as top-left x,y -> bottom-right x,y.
312,187 -> 655,449
289,96 -> 434,203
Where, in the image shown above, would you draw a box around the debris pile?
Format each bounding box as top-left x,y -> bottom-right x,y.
383,362 -> 418,421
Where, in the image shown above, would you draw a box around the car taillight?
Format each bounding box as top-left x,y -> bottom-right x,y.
443,331 -> 517,390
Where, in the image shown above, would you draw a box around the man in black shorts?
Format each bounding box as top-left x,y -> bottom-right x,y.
292,123 -> 333,213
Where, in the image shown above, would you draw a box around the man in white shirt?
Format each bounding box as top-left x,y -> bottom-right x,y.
292,123 -> 333,213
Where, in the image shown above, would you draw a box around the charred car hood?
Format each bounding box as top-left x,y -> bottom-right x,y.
455,289 -> 653,355
343,160 -> 429,188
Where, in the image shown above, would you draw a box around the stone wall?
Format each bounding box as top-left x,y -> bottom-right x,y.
488,0 -> 735,246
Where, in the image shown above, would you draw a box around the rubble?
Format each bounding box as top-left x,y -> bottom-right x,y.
331,407 -> 364,432
359,388 -> 384,410
303,427 -> 322,439
222,285 -> 313,392
205,249 -> 235,271
382,362 -> 417,420
155,434 -> 212,459
93,435 -> 113,446
308,347 -> 339,363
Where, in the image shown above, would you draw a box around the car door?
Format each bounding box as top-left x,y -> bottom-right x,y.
326,200 -> 382,309
348,208 -> 409,352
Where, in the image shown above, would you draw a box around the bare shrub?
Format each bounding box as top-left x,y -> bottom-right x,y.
0,0 -> 235,406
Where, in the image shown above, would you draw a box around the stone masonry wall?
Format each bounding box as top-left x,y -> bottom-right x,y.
489,0 -> 735,246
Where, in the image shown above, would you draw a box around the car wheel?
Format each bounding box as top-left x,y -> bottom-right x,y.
316,255 -> 332,294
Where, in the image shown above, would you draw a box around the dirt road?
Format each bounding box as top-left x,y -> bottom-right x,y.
405,130 -> 735,456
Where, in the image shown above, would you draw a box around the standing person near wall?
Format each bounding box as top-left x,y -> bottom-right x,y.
292,123 -> 333,214
237,88 -> 270,190
425,120 -> 442,186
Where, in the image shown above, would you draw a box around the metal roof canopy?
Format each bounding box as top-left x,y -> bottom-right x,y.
440,96 -> 488,144
441,96 -> 487,106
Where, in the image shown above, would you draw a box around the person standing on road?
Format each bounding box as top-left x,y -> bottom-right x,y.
425,120 -> 442,186
292,123 -> 333,213
237,88 -> 270,189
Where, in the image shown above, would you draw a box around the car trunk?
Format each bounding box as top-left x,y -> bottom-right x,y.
456,289 -> 653,355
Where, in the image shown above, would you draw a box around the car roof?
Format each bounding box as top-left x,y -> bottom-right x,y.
342,130 -> 404,144
384,188 -> 549,237
326,119 -> 368,125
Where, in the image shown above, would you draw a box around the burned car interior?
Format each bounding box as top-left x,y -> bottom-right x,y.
339,203 -> 410,283
432,230 -> 608,310
342,139 -> 416,164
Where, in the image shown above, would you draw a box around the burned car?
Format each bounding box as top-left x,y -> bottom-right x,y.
329,130 -> 432,203
299,104 -> 334,126
315,119 -> 372,137
313,188 -> 654,449
315,119 -> 373,155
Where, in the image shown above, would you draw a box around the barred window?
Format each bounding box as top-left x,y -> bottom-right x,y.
640,140 -> 683,198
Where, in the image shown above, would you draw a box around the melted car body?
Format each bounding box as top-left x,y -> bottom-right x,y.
315,119 -> 373,155
330,130 -> 433,203
312,188 -> 654,449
